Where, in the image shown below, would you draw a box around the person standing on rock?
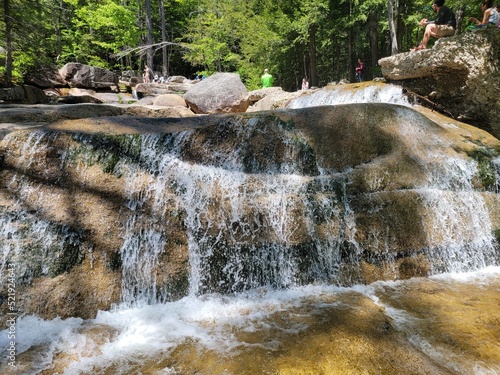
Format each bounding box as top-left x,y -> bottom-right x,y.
143,65 -> 151,83
355,59 -> 364,82
412,0 -> 456,51
301,77 -> 309,90
261,68 -> 274,88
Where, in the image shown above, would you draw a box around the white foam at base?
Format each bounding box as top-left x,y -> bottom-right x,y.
2,267 -> 499,374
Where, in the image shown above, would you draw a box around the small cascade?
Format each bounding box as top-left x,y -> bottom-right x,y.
288,84 -> 411,109
111,129 -> 361,306
0,131 -> 86,286
419,189 -> 497,272
411,140 -> 498,272
0,210 -> 84,284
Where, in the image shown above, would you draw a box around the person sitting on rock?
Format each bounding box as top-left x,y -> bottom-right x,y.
468,0 -> 499,28
412,0 -> 456,51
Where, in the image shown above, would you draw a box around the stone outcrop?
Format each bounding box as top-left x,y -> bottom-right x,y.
153,93 -> 187,107
247,87 -> 308,111
378,27 -> 500,139
59,62 -> 119,91
24,64 -> 67,88
0,85 -> 49,104
133,82 -> 193,98
183,72 -> 249,114
0,103 -> 196,140
1,104 -> 499,319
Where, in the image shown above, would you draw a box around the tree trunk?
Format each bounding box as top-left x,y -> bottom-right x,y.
159,0 -> 169,78
455,6 -> 464,34
145,0 -> 154,74
302,50 -> 307,80
3,0 -> 13,86
348,0 -> 355,81
51,0 -> 65,60
368,11 -> 379,79
396,0 -> 405,51
388,0 -> 399,54
309,24 -> 317,87
348,28 -> 354,81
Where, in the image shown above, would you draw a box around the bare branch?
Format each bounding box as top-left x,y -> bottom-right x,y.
112,42 -> 186,59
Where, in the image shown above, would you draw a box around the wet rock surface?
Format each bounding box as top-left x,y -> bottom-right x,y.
1,103 -> 499,320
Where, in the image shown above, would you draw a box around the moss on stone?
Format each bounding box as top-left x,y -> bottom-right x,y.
493,229 -> 500,243
468,148 -> 499,191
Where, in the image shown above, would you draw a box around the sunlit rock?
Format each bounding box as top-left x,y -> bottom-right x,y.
59,63 -> 119,91
378,27 -> 500,139
183,72 -> 249,114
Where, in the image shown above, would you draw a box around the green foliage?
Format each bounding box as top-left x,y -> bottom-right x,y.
59,0 -> 140,67
468,148 -> 499,191
0,0 -> 487,89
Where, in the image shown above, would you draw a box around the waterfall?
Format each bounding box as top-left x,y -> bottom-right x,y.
2,87 -> 500,375
0,86 -> 498,310
0,132 -> 86,287
0,211 -> 84,285
287,83 -> 411,109
112,130 -> 361,305
287,90 -> 498,276
494,156 -> 500,193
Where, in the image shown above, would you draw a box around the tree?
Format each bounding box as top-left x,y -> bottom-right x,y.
144,0 -> 154,72
1,0 -> 482,89
60,0 -> 140,68
2,0 -> 12,86
159,0 -> 169,77
388,0 -> 400,54
289,0 -> 329,87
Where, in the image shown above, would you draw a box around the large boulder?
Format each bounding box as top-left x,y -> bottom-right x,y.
378,27 -> 500,139
167,75 -> 189,83
183,72 -> 249,114
247,87 -> 307,111
0,85 -> 49,104
153,93 -> 187,107
59,63 -> 119,91
24,64 -> 66,88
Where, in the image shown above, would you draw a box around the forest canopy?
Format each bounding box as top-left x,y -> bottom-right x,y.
0,0 -> 484,91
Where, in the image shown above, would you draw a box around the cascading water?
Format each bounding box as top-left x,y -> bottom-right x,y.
1,84 -> 499,374
109,125 -> 361,306
0,131 -> 86,288
494,156 -> 500,193
1,86 -> 498,305
288,83 -> 411,108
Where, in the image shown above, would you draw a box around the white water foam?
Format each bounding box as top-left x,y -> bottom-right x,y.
287,84 -> 411,109
1,267 -> 499,374
111,129 -> 362,305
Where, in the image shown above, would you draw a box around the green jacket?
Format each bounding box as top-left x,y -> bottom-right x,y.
261,73 -> 274,88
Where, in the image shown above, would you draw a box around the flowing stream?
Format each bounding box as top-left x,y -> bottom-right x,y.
1,84 -> 499,374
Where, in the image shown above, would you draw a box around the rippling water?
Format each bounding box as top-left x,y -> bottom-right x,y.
1,267 -> 500,374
